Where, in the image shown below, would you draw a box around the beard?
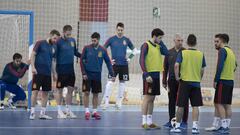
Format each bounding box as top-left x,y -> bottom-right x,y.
215,45 -> 220,50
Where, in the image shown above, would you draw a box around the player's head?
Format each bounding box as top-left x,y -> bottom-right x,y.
214,33 -> 222,50
221,33 -> 229,44
151,28 -> 164,44
91,32 -> 100,47
116,22 -> 124,37
49,29 -> 60,44
12,53 -> 22,67
187,34 -> 197,47
214,33 -> 229,50
63,25 -> 72,38
173,33 -> 183,49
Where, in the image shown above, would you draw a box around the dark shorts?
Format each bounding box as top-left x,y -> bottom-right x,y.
32,74 -> 51,91
176,80 -> 203,107
214,82 -> 233,104
143,78 -> 160,95
109,65 -> 129,81
56,74 -> 75,88
82,80 -> 102,93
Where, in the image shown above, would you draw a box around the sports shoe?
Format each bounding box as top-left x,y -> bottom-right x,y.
7,101 -> 16,109
85,112 -> 91,120
57,110 -> 67,119
163,121 -> 172,129
205,126 -> 218,131
102,104 -> 109,110
149,123 -> 161,129
170,127 -> 181,133
216,127 -> 230,134
142,124 -> 150,130
115,104 -> 121,110
29,113 -> 35,120
66,110 -> 77,119
180,122 -> 188,130
0,103 -> 4,110
192,128 -> 200,134
92,112 -> 101,120
39,114 -> 53,120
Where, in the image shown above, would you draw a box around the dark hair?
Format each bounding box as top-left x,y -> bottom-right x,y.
151,28 -> 164,38
116,22 -> 124,28
13,53 -> 22,60
215,33 -> 222,38
50,29 -> 60,36
91,32 -> 100,40
221,33 -> 229,43
215,33 -> 229,44
187,34 -> 197,46
63,25 -> 72,32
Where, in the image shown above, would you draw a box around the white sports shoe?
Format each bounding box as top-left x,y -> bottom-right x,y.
170,127 -> 182,133
29,113 -> 35,120
66,110 -> 77,119
102,104 -> 109,110
0,104 -> 4,110
192,128 -> 200,134
115,103 -> 122,110
205,126 -> 218,131
39,114 -> 53,120
7,101 -> 16,109
57,110 -> 67,119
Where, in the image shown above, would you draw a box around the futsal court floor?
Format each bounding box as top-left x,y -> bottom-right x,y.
0,105 -> 239,135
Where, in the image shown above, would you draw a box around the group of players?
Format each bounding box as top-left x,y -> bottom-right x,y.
139,31 -> 236,134
0,22 -> 237,134
0,23 -> 137,119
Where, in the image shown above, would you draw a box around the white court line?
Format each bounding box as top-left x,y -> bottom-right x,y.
0,126 -> 240,129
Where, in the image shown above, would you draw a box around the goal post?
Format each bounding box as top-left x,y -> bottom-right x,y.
0,10 -> 34,110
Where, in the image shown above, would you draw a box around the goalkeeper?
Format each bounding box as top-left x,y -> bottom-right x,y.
102,22 -> 138,110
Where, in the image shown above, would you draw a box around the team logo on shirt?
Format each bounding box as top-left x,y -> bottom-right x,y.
123,40 -> 127,46
71,42 -> 74,47
98,51 -> 102,57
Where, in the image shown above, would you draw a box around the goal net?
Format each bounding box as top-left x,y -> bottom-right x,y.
0,12 -> 31,107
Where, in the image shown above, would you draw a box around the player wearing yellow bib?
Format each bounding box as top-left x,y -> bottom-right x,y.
139,28 -> 168,130
205,33 -> 237,134
171,34 -> 206,134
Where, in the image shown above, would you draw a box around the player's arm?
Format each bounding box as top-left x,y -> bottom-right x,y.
174,52 -> 182,81
18,63 -> 30,78
234,61 -> 237,72
139,43 -> 149,78
201,55 -> 207,79
52,47 -> 57,81
30,41 -> 41,74
103,48 -> 114,78
1,64 -> 10,79
214,49 -> 226,83
5,62 -> 29,78
74,40 -> 81,58
159,41 -> 169,56
80,46 -> 87,80
162,55 -> 169,88
52,59 -> 57,80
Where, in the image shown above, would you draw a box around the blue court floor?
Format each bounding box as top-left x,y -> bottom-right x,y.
0,106 -> 239,135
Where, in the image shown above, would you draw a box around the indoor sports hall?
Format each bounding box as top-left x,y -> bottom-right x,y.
0,0 -> 239,135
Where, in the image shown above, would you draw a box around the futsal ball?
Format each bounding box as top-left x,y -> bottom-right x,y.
171,117 -> 177,127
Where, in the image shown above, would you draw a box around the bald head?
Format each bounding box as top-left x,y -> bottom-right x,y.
173,33 -> 183,49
